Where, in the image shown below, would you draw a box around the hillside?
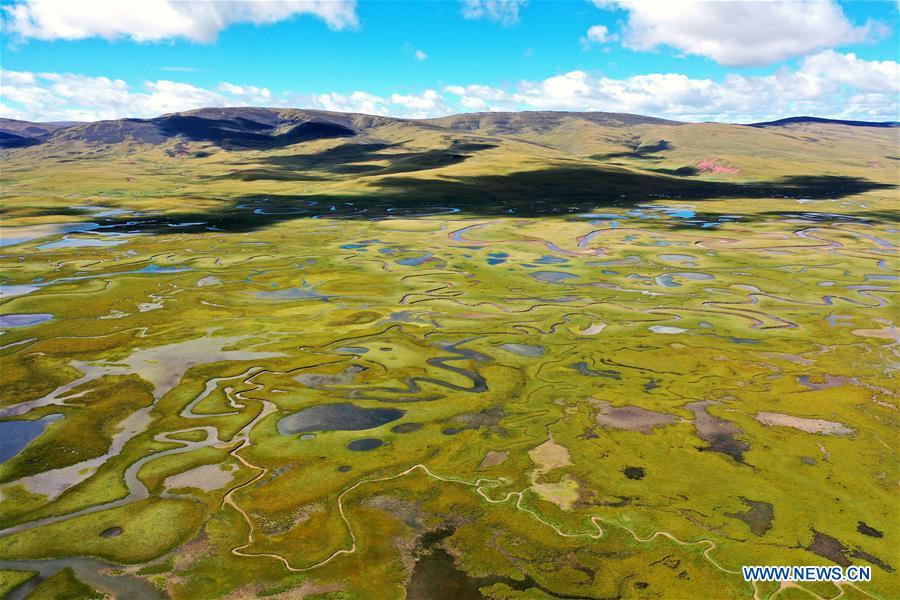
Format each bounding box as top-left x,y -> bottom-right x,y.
1,107 -> 897,600
1,108 -> 896,220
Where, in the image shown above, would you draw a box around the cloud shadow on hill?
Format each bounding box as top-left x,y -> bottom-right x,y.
74,165 -> 898,236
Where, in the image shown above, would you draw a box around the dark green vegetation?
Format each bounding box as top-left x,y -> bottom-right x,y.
0,108 -> 897,599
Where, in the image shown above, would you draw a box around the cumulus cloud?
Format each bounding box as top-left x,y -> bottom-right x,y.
800,50 -> 899,93
1,51 -> 897,123
310,90 -> 386,115
594,0 -> 881,67
460,0 -> 527,26
388,90 -> 451,118
0,71 -> 230,121
218,82 -> 273,105
443,50 -> 900,121
581,24 -> 615,48
300,89 -> 451,119
1,0 -> 359,43
414,49 -> 428,61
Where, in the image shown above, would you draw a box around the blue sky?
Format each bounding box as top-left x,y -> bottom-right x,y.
1,1 -> 898,122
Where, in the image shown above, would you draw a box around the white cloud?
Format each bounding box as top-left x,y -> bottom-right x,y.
1,51 -> 897,124
582,24 -> 615,47
460,0 -> 527,26
414,49 -> 428,61
0,71 -> 232,121
443,50 -> 900,121
388,90 -> 451,118
218,82 -> 273,104
309,91 -> 386,115
301,89 -> 451,118
800,50 -> 899,93
594,0 -> 881,67
2,0 -> 359,43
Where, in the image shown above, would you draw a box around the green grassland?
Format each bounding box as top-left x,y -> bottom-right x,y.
0,109 -> 897,599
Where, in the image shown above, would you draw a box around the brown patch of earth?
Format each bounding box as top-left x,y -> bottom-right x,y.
755,411 -> 853,436
479,451 -> 508,468
725,497 -> 773,536
686,400 -> 750,463
851,326 -> 899,340
807,530 -> 893,572
593,400 -> 678,434
857,521 -> 884,538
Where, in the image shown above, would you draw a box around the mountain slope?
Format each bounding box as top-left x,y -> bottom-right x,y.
749,116 -> 899,128
1,108 -> 896,213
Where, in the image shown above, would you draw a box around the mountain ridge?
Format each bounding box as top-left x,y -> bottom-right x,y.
2,108 -> 897,151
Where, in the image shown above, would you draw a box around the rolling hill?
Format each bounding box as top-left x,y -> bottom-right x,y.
1,107 -> 897,222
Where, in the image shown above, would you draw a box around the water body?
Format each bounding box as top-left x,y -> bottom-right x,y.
0,313 -> 53,327
407,528 -> 595,600
658,254 -> 698,267
578,213 -> 620,219
335,346 -> 369,354
649,325 -> 687,334
623,466 -> 645,480
655,272 -> 715,287
531,271 -> 579,283
397,253 -> 433,266
534,255 -> 568,265
0,284 -> 42,299
196,275 -> 222,287
0,557 -> 163,600
2,335 -> 284,418
0,414 -> 62,463
354,339 -> 489,402
498,343 -> 545,357
37,235 -> 126,250
278,403 -> 405,435
0,222 -> 101,248
570,362 -> 621,379
391,422 -> 422,434
254,282 -> 328,301
347,438 -> 384,451
0,403 -> 276,538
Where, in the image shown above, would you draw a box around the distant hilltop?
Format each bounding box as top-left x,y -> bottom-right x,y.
1,109 -> 897,150
747,116 -> 900,128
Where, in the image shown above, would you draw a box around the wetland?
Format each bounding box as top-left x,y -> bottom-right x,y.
0,109 -> 896,599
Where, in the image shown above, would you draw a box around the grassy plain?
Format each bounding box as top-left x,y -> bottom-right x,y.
0,110 -> 897,598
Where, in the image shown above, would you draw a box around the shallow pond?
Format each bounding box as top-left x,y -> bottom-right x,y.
37,235 -> 127,250
0,413 -> 62,464
278,403 -> 405,434
658,253 -> 698,266
530,271 -> 579,283
0,284 -> 42,299
391,422 -> 422,434
397,253 -> 433,266
498,343 -> 545,357
0,222 -> 100,248
0,313 -> 53,327
655,272 -> 715,287
254,283 -> 328,301
347,438 -> 384,451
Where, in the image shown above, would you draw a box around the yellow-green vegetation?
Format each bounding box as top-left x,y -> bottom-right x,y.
0,109 -> 897,599
0,569 -> 36,597
21,568 -> 105,600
